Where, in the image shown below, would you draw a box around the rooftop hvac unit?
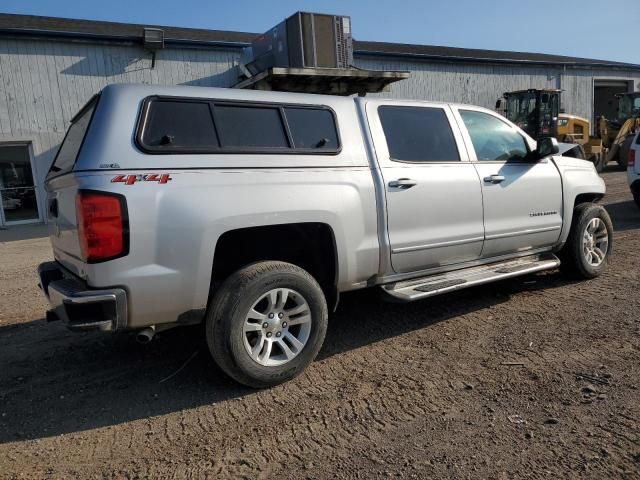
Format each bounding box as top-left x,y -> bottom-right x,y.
245,12 -> 353,75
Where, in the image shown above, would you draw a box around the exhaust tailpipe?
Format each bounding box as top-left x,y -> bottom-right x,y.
136,326 -> 156,344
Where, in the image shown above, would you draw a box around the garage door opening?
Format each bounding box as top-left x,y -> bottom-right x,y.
593,79 -> 634,125
0,144 -> 41,226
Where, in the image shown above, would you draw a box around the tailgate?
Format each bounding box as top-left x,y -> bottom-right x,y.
45,94 -> 100,276
46,174 -> 85,276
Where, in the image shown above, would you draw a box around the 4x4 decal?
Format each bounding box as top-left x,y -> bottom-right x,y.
111,174 -> 172,185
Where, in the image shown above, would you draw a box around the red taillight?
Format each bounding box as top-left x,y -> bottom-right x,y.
629,149 -> 636,168
76,191 -> 127,262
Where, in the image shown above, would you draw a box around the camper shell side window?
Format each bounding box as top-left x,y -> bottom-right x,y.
136,96 -> 341,155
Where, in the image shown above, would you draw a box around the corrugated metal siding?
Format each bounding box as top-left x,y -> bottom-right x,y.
354,57 -> 640,124
0,38 -> 241,136
0,38 -> 241,223
1,37 -> 640,224
558,68 -> 640,123
354,58 -> 562,104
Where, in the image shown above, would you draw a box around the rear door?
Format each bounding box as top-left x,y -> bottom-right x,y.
453,107 -> 563,258
367,101 -> 485,274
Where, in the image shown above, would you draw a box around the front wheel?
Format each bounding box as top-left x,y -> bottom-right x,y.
559,203 -> 613,279
206,261 -> 328,388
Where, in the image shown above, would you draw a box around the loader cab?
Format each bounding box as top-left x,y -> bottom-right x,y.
500,89 -> 560,141
616,92 -> 640,123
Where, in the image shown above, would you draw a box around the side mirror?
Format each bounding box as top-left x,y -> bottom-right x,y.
495,99 -> 503,110
536,137 -> 559,158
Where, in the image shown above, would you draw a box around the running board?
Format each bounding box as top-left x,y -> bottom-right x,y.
381,253 -> 560,302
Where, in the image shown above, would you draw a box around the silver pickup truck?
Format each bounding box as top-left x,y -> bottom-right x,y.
38,84 -> 612,387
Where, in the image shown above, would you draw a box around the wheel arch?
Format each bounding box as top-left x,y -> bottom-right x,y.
554,190 -> 605,250
553,158 -> 607,249
574,192 -> 604,207
209,222 -> 340,311
557,201 -> 612,279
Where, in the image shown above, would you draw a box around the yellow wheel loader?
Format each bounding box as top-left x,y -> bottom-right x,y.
599,92 -> 640,168
496,89 -> 606,171
556,114 -> 606,172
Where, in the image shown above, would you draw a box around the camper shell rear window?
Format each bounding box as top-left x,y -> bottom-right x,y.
136,96 -> 341,155
47,94 -> 99,179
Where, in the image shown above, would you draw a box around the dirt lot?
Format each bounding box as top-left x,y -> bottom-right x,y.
0,169 -> 638,479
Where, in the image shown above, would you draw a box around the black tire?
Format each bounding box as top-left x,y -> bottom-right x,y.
633,191 -> 640,209
206,261 -> 328,388
616,136 -> 634,169
590,152 -> 605,173
559,203 -> 613,279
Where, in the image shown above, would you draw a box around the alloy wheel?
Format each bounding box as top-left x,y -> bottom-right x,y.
242,288 -> 312,367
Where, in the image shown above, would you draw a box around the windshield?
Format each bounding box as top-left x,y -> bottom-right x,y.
618,95 -> 640,121
505,92 -> 537,130
47,95 -> 99,180
539,93 -> 559,136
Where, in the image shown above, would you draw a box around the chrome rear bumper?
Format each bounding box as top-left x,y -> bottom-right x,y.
38,261 -> 127,331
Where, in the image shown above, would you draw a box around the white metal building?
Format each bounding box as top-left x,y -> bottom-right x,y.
1,13 -> 639,227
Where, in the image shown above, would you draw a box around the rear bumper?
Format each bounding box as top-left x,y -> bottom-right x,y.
38,261 -> 127,331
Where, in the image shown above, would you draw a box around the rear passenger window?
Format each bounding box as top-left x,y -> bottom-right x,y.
142,100 -> 218,149
138,97 -> 340,154
378,106 -> 460,162
215,105 -> 288,148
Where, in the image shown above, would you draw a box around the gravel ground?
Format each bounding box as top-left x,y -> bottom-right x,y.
0,169 -> 638,479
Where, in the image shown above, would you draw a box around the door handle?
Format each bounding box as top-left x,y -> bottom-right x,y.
483,174 -> 505,184
388,178 -> 417,189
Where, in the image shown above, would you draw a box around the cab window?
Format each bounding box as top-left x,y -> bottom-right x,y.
460,110 -> 529,162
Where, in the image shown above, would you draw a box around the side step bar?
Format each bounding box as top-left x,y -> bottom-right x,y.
381,253 -> 560,302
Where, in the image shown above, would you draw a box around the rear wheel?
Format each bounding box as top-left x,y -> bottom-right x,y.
559,203 -> 613,279
206,261 -> 328,388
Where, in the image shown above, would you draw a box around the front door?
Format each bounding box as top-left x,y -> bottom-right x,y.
454,108 -> 563,258
0,144 -> 41,226
367,101 -> 485,274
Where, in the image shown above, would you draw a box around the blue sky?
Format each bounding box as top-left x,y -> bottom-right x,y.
2,0 -> 639,63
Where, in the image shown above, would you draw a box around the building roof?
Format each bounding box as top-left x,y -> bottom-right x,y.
1,13 -> 639,70
0,13 -> 256,46
353,40 -> 640,69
